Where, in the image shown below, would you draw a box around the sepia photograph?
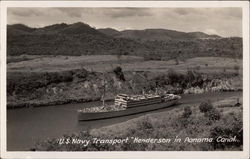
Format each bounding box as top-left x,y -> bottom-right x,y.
0,1 -> 249,159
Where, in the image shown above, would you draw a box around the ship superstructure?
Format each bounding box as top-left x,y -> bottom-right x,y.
78,93 -> 181,121
115,94 -> 162,108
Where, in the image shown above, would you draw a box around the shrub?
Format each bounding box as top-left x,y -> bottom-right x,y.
186,69 -> 203,87
113,66 -> 125,81
167,69 -> 185,86
209,113 -> 243,150
178,117 -> 190,128
204,108 -> 221,121
154,75 -> 168,87
136,116 -> 154,131
73,68 -> 88,79
182,106 -> 192,118
199,100 -> 214,113
233,65 -> 240,71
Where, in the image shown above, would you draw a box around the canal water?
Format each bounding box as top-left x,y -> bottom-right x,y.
7,91 -> 242,151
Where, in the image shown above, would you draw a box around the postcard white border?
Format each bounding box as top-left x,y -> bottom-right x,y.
0,1 -> 249,159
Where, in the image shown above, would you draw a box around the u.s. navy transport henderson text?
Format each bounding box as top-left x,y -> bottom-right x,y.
58,136 -> 238,147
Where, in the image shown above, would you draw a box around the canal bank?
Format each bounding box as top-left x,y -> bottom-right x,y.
7,91 -> 242,151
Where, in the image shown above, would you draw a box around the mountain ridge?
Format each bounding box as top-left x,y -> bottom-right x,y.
7,22 -> 242,60
99,28 -> 222,40
8,23 -> 222,40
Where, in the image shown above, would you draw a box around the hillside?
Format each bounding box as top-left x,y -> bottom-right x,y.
7,22 -> 242,59
7,23 -> 141,56
98,28 -> 122,37
109,29 -> 221,41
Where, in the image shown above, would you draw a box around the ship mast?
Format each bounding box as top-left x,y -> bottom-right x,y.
155,87 -> 158,95
102,83 -> 106,106
101,72 -> 106,107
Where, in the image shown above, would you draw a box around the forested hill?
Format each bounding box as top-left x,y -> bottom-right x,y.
98,28 -> 221,41
7,22 -> 242,60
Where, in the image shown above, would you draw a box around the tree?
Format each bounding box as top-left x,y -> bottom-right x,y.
113,66 -> 125,81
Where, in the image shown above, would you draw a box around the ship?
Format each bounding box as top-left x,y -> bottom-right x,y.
77,93 -> 181,121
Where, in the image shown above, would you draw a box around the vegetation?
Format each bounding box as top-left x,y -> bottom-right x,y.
199,101 -> 221,121
204,108 -> 221,121
7,70 -> 74,95
7,55 -> 30,63
209,112 -> 243,149
113,66 -> 125,81
33,98 -> 243,151
7,61 -> 242,108
182,106 -> 192,118
8,23 -> 242,61
199,100 -> 214,113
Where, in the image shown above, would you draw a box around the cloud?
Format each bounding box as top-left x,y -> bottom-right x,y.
55,8 -> 83,18
8,8 -> 44,17
169,8 -> 242,19
7,7 -> 242,37
55,8 -> 153,18
215,7 -> 242,18
103,8 -> 153,18
205,29 -> 219,35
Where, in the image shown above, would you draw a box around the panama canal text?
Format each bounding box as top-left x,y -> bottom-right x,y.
58,136 -> 239,147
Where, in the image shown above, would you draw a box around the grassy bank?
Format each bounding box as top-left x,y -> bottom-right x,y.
33,95 -> 243,151
8,55 -> 242,74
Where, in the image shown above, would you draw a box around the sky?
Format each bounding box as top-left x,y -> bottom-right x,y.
7,7 -> 242,37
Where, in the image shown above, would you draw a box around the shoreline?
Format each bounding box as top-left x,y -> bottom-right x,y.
7,89 -> 242,109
